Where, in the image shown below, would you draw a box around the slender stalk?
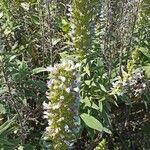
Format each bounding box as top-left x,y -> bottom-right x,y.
0,57 -> 25,144
47,0 -> 54,66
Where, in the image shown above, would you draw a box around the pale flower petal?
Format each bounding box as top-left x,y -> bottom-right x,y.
46,66 -> 53,72
60,96 -> 64,100
66,87 -> 71,93
73,87 -> 80,92
43,101 -> 49,110
58,76 -> 66,82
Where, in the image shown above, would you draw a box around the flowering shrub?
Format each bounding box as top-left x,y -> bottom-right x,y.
110,68 -> 146,100
43,60 -> 80,149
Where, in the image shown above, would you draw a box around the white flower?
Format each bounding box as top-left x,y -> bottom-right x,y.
51,132 -> 57,137
58,76 -> 66,82
52,103 -> 61,109
58,117 -> 64,122
43,111 -> 50,116
122,81 -> 127,86
66,87 -> 71,93
117,92 -> 124,96
70,64 -> 75,70
43,114 -> 48,119
43,110 -> 53,119
64,67 -> 71,71
64,125 -> 69,131
45,91 -> 49,95
62,61 -> 67,66
73,71 -> 76,76
47,79 -> 56,87
45,60 -> 81,147
48,101 -> 52,105
73,87 -> 80,92
46,66 -> 53,72
53,85 -> 58,89
47,81 -> 51,87
142,83 -> 146,88
75,63 -> 81,68
46,95 -> 51,100
46,126 -> 51,131
48,112 -> 54,117
48,120 -> 52,126
55,128 -> 60,134
43,101 -> 49,110
60,96 -> 64,100
68,60 -> 74,65
59,83 -> 64,89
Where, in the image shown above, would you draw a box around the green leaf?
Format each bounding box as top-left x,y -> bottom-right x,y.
103,127 -> 112,134
0,116 -> 16,135
9,55 -> 17,62
100,97 -> 106,102
98,101 -> 103,112
84,63 -> 90,76
60,19 -> 70,32
99,84 -> 107,92
138,47 -> 150,58
85,80 -> 91,85
80,113 -> 103,131
91,102 -> 99,110
24,144 -> 35,150
32,67 -> 47,74
143,65 -> 150,78
0,104 -> 6,114
0,138 -> 14,146
91,82 -> 97,86
102,110 -> 111,127
0,12 -> 3,18
81,97 -> 91,107
61,19 -> 68,26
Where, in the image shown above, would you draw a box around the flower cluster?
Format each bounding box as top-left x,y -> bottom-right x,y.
110,68 -> 146,99
128,68 -> 146,97
43,60 -> 80,149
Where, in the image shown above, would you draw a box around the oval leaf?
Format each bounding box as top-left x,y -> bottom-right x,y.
32,67 -> 47,74
80,113 -> 103,131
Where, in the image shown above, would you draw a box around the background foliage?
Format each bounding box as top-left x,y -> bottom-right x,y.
0,0 -> 149,149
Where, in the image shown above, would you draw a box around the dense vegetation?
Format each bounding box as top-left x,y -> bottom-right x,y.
0,0 -> 150,149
